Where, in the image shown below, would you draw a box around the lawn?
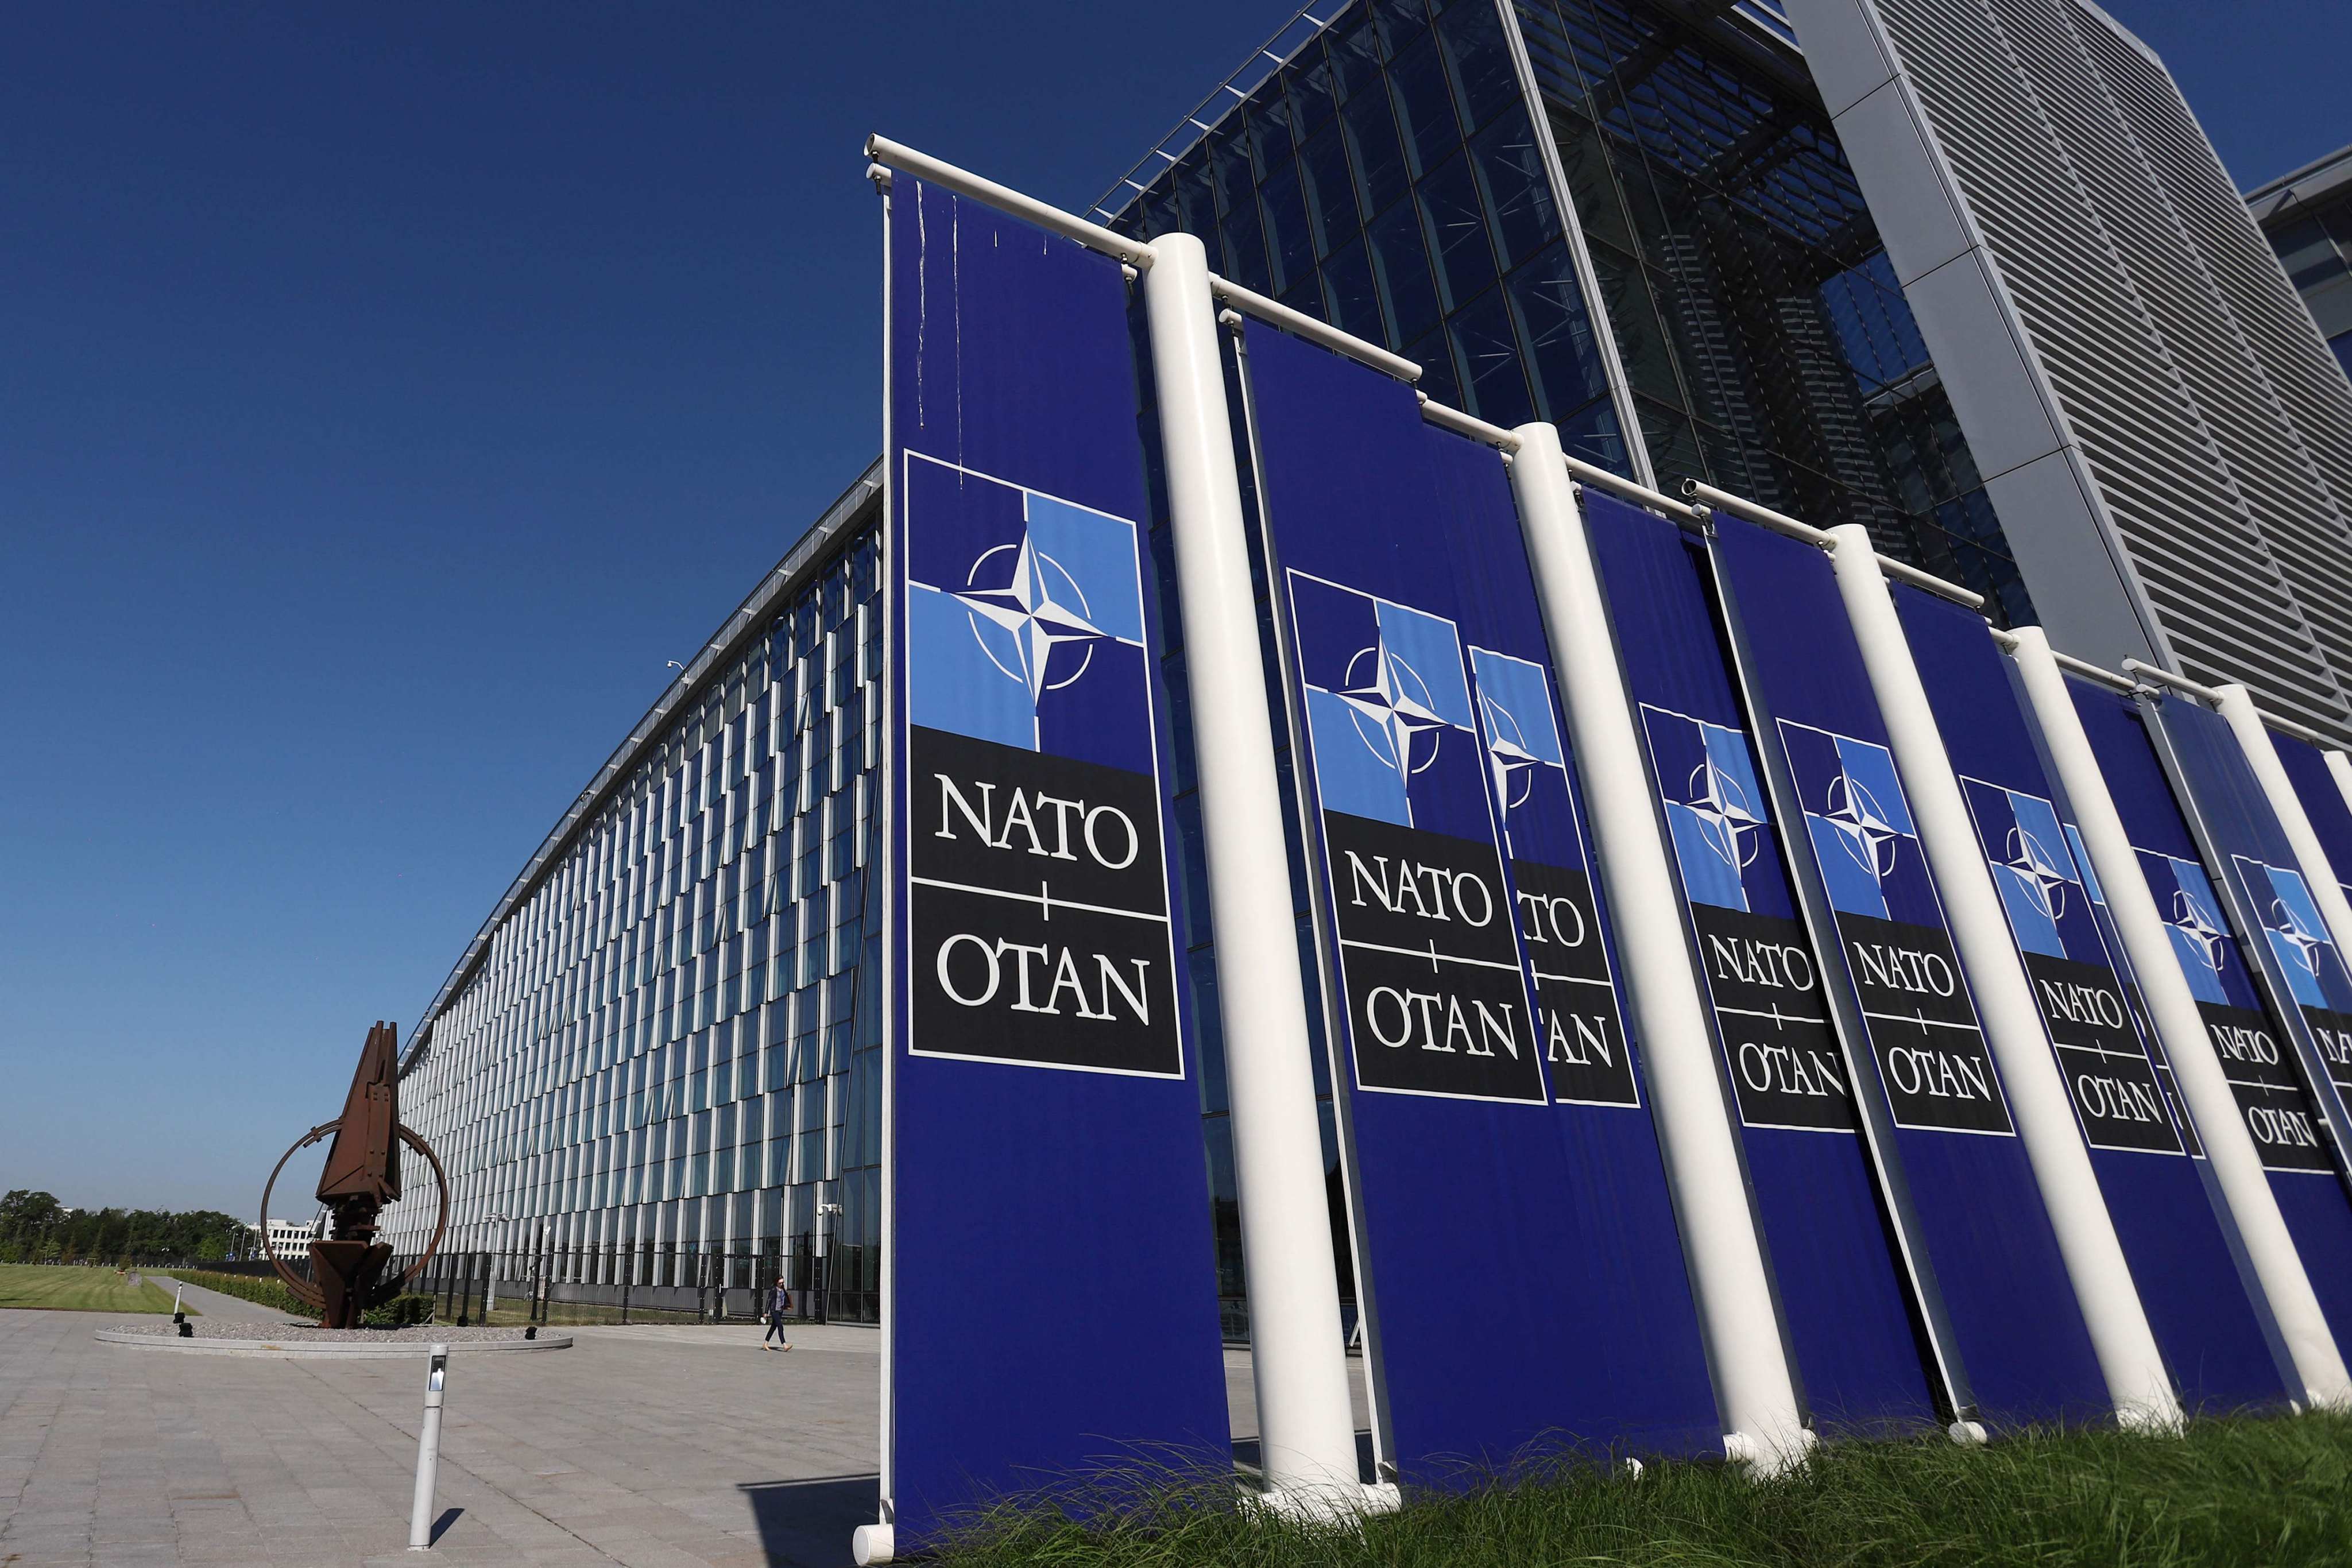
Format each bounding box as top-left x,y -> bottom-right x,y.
934,1411 -> 2352,1567
0,1263 -> 182,1314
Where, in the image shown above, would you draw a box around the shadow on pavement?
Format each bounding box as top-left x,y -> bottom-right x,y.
740,1473 -> 881,1567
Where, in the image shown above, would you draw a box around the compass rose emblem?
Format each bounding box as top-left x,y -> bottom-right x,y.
2168,886 -> 2229,975
1821,768 -> 1902,885
1337,638 -> 1450,789
1478,690 -> 1542,811
952,535 -> 1107,703
1683,754 -> 1763,876
2268,896 -> 2328,981
2002,824 -> 2072,924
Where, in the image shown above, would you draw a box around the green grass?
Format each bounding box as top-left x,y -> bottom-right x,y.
933,1412 -> 2352,1567
0,1262 -> 180,1314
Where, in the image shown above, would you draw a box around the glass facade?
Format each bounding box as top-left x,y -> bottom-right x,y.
382,496 -> 886,1321
1105,0 -> 2036,624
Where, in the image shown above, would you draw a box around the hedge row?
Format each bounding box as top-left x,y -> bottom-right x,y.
171,1268 -> 435,1327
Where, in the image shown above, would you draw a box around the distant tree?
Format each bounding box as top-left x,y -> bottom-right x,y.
0,1191 -> 249,1263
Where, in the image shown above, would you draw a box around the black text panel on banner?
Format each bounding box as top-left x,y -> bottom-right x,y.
1581,491 -> 1939,1433
2070,682 -> 2352,1361
1893,589 -> 2287,1411
2273,730 -> 2352,1108
1707,515 -> 2110,1427
884,177 -> 1228,1542
1236,322 -> 1719,1475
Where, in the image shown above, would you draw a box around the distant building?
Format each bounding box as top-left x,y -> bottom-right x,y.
2249,145 -> 2352,385
249,1213 -> 324,1257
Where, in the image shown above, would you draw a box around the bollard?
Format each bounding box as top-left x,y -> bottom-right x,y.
172,1284 -> 185,1324
408,1346 -> 449,1551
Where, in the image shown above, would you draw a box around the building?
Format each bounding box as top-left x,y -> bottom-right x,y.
2249,145 -> 2352,384
381,469 -> 884,1318
380,0 -> 2352,1319
1099,0 -> 2352,748
249,1213 -> 325,1258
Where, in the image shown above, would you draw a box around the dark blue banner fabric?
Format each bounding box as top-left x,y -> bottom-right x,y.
1581,492 -> 1935,1432
1707,516 -> 2107,1426
1891,589 -> 2283,1411
2071,682 -> 2352,1357
2146,697 -> 2352,1148
2273,733 -> 2352,1109
885,178 -> 1227,1540
1240,322 -> 1717,1473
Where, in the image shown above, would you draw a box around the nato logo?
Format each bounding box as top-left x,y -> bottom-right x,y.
1641,706 -> 1766,912
904,453 -> 1151,776
2235,858 -> 2347,1010
2149,854 -> 2233,1006
1778,722 -> 1933,923
1287,572 -> 1486,841
1465,647 -> 1590,869
1963,782 -> 2082,960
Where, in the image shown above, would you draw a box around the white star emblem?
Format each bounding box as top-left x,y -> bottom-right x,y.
1682,753 -> 1763,874
2003,825 -> 2071,923
954,535 -> 1105,703
2270,898 -> 2327,980
1823,769 -> 1901,885
2169,887 -> 2228,975
1479,692 -> 1543,811
1338,640 -> 1449,789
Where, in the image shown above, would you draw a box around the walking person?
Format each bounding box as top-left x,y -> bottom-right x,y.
764,1276 -> 794,1352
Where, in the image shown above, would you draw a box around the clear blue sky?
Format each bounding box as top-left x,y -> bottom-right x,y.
3,1 -> 2345,1219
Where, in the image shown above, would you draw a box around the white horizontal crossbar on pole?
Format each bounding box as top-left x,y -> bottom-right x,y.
1682,479 -> 1985,610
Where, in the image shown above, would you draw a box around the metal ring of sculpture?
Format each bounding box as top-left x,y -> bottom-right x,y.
259,1122 -> 450,1311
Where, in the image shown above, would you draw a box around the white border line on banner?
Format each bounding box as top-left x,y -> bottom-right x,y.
865,134 -> 2349,760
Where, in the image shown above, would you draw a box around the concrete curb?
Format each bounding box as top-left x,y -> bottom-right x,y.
94,1327 -> 572,1358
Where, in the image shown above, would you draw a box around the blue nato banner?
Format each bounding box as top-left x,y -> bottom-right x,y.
1240,322 -> 1717,1474
2070,683 -> 2352,1360
2144,696 -> 2352,1148
1891,588 -> 2284,1411
1581,491 -> 1936,1433
1706,516 -> 2108,1426
885,177 -> 1227,1539
2273,732 -> 2352,1108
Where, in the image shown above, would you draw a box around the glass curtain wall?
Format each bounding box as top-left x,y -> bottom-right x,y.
1109,0 -> 1635,474
384,524 -> 885,1322
1512,0 -> 2030,621
1109,0 -> 2033,624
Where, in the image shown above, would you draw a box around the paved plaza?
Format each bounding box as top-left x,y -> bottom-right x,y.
0,1277 -> 881,1568
1,1279 -> 1364,1566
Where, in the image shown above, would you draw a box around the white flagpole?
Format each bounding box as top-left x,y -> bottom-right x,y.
1140,231 -> 1368,1517
1825,528 -> 2180,1432
1507,424 -> 1809,1473
2008,631 -> 2350,1407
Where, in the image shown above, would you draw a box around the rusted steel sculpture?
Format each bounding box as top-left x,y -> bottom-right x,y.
261,1021 -> 448,1328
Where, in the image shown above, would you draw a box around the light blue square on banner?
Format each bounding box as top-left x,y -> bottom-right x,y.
1833,737 -> 1915,838
1810,812 -> 1890,919
2065,826 -> 2106,905
1667,800 -> 1749,911
1307,686 -> 1411,826
1022,494 -> 1144,645
1373,601 -> 1472,730
910,583 -> 1035,750
1991,864 -> 2067,958
2162,858 -> 2230,1006
1468,649 -> 1562,768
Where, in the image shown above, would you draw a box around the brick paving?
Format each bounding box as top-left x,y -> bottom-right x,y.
0,1310 -> 880,1567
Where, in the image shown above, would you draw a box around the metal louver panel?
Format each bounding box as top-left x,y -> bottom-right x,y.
1870,0 -> 2352,744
